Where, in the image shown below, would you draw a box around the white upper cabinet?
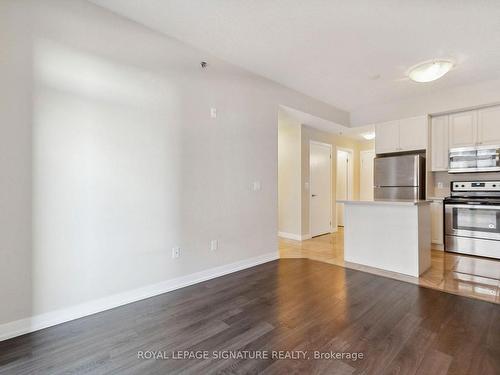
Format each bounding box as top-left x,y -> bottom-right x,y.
375,105 -> 500,158
431,115 -> 449,171
375,116 -> 427,154
477,106 -> 500,146
399,116 -> 428,152
449,110 -> 477,148
375,120 -> 400,154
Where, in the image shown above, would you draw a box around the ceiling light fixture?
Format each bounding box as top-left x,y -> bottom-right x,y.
407,59 -> 454,83
361,132 -> 376,140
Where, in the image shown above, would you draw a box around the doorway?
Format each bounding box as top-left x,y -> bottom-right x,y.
336,148 -> 353,227
360,149 -> 375,201
309,141 -> 332,237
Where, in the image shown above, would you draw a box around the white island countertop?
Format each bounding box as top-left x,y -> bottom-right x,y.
337,199 -> 431,206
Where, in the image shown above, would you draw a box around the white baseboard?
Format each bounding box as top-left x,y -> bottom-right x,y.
0,251 -> 279,342
278,232 -> 311,241
432,243 -> 444,251
278,231 -> 301,240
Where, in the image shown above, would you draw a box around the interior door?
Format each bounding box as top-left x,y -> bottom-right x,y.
310,142 -> 331,237
360,150 -> 375,200
336,150 -> 349,226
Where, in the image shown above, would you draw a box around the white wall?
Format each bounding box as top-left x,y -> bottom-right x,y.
0,0 -> 349,332
278,111 -> 302,237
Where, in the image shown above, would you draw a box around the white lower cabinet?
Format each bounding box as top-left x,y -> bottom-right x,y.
430,200 -> 444,246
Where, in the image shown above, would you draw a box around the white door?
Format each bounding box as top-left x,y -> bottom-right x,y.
360,150 -> 375,201
310,142 -> 332,237
336,150 -> 351,226
375,120 -> 400,154
477,106 -> 500,146
449,110 -> 477,148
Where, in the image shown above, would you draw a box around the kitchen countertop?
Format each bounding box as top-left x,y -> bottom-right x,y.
337,199 -> 431,206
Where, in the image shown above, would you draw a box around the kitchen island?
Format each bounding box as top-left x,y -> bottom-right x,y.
337,200 -> 431,277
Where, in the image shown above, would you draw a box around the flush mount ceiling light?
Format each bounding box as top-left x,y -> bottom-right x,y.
361,132 -> 376,140
407,59 -> 454,83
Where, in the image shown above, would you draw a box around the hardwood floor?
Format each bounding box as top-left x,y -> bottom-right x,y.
280,228 -> 500,304
1,259 -> 499,374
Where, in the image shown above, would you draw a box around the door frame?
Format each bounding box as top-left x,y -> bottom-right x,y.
359,149 -> 375,201
335,147 -> 354,230
309,140 -> 333,237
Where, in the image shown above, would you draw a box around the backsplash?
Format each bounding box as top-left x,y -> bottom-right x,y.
432,171 -> 500,197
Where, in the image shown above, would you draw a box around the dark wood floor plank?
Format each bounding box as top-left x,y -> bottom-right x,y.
0,259 -> 498,375
350,312 -> 422,374
415,349 -> 452,375
382,326 -> 436,375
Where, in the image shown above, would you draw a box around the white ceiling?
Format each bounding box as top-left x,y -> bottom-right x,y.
90,0 -> 500,125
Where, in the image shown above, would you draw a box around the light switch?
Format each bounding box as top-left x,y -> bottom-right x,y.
253,181 -> 261,191
210,239 -> 218,251
172,247 -> 181,259
210,108 -> 217,118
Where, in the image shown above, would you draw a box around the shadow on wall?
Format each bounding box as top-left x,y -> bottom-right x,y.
31,37 -> 184,318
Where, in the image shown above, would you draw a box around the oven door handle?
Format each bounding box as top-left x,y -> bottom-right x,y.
446,204 -> 500,210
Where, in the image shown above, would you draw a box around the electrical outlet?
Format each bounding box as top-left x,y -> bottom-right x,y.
437,182 -> 444,189
210,107 -> 217,118
252,181 -> 261,191
172,247 -> 181,259
210,239 -> 218,251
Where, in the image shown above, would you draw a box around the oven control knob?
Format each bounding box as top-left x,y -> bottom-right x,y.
461,185 -> 465,187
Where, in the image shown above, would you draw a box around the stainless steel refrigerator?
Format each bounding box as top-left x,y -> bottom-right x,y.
374,154 -> 426,200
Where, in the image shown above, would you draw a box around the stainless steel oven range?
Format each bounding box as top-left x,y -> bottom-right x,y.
444,180 -> 500,260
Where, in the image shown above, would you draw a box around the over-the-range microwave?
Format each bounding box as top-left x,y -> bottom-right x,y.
449,145 -> 500,173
